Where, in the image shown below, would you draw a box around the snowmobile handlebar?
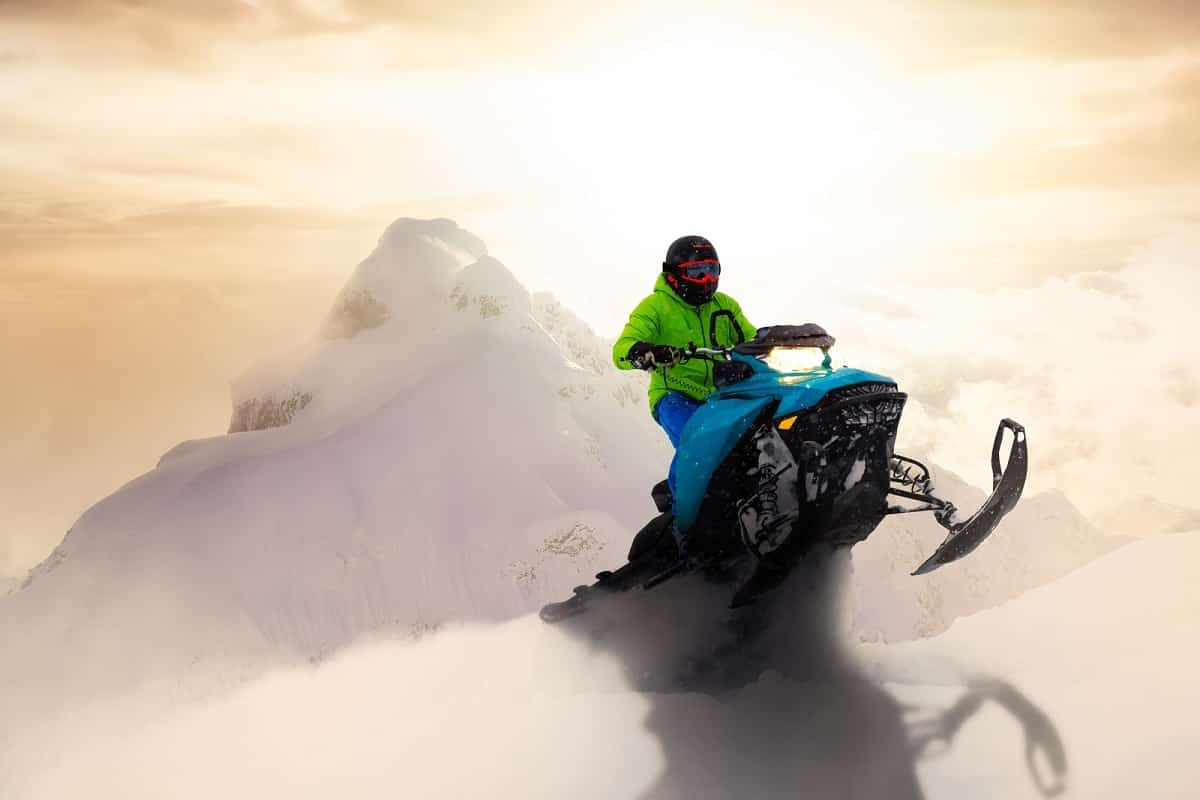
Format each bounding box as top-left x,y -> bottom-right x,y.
679,344 -> 732,362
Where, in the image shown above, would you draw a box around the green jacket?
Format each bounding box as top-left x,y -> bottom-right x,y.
613,274 -> 757,416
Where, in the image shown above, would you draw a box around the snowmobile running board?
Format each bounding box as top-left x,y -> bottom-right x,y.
889,419 -> 1028,576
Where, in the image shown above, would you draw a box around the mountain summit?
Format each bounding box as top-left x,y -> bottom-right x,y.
2,219 -> 668,725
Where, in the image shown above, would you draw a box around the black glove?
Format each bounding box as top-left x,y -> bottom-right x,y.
627,342 -> 683,370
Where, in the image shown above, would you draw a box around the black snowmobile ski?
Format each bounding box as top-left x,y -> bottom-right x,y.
896,419 -> 1028,575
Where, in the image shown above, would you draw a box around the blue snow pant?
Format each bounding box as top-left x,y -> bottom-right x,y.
654,391 -> 702,499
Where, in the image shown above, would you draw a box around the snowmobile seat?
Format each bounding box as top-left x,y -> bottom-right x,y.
651,479 -> 673,513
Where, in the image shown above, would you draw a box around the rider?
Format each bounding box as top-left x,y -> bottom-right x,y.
613,235 -> 758,498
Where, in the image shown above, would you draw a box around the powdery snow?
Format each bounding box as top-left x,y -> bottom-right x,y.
8,535 -> 1197,799
1096,494 -> 1200,537
849,484 -> 1124,642
867,531 -> 1200,799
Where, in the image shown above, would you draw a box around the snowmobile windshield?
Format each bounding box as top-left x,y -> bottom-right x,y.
761,346 -> 832,373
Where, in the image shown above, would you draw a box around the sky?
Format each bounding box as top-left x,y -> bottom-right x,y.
2,1 -> 1200,576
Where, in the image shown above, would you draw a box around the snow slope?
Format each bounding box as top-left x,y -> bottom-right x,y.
868,530 -> 1200,800
10,533 -> 1198,800
851,485 -> 1124,641
0,218 -> 670,742
0,217 -> 1126,792
1096,494 -> 1200,537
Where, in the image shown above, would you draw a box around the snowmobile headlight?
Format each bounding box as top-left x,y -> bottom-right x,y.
762,346 -> 831,373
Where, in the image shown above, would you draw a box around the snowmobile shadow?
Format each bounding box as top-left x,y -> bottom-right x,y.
905,677 -> 1069,797
551,548 -> 1067,799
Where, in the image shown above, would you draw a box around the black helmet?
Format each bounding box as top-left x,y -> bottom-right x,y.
662,235 -> 721,305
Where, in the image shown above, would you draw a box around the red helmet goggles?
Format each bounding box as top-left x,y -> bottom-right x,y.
676,259 -> 721,283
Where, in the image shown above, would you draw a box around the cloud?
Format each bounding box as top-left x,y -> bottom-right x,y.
0,263 -> 343,579
0,49 -> 32,65
828,232 -> 1200,514
976,0 -> 1200,61
117,201 -> 363,233
735,226 -> 1191,518
1069,271 -> 1135,298
1166,363 -> 1199,407
0,0 -> 578,68
1,1 -> 258,67
805,1 -> 1200,69
824,286 -> 918,320
0,201 -> 383,250
64,153 -> 249,184
10,1 -> 1197,72
905,60 -> 1200,199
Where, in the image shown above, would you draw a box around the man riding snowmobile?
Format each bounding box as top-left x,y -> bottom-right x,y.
541,276 -> 1028,623
614,235 -> 757,516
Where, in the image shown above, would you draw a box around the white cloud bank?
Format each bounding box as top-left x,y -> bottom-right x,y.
737,232 -> 1200,517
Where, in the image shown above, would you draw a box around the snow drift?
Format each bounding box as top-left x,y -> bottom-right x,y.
12,533 -> 1200,800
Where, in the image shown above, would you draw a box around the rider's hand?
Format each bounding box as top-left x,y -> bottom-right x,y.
627,342 -> 683,370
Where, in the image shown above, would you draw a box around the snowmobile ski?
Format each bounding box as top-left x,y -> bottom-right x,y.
910,419 -> 1027,575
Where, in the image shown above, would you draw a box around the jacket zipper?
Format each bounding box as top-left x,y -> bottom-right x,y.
695,304 -> 711,387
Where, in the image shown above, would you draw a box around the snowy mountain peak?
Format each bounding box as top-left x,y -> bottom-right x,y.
233,219 -> 543,432
451,254 -> 534,321
321,217 -> 488,341
356,216 -> 487,287
2,219 -> 672,724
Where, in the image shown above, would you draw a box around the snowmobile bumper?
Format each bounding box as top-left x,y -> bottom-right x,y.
910,419 -> 1027,575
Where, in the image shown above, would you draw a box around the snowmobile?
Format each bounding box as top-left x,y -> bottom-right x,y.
540,319 -> 1027,623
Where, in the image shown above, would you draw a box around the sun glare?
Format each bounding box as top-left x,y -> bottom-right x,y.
505,26 -> 899,200
476,22 -> 915,276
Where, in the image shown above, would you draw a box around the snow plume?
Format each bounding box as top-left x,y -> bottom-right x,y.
6,553 -> 948,800
4,618 -> 655,800
10,514 -> 1200,799
543,550 -> 940,799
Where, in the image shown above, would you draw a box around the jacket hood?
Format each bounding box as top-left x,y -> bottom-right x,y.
654,273 -> 693,306
653,273 -> 679,299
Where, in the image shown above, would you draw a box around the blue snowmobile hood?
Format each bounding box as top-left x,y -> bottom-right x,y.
673,354 -> 896,531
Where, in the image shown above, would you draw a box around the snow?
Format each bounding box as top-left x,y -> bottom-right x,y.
867,531 -> 1200,799
0,218 -> 1149,797
1096,494 -> 1200,537
849,481 -> 1123,641
8,535 -> 1199,799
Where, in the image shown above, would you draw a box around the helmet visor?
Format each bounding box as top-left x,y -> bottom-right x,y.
678,259 -> 721,281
